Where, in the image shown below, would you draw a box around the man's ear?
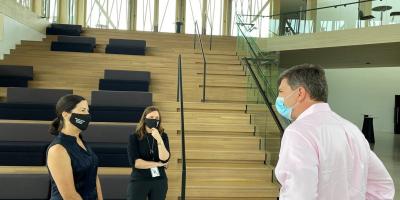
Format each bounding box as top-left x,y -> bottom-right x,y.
297,87 -> 308,102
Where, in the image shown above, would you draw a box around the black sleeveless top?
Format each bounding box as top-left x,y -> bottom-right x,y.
47,133 -> 99,200
127,132 -> 170,181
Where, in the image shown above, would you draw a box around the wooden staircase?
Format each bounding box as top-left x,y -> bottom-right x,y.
0,29 -> 281,199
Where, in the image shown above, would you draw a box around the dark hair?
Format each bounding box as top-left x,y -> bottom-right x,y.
49,94 -> 86,135
278,64 -> 328,102
135,106 -> 164,140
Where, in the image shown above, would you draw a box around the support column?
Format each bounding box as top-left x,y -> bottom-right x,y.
154,0 -> 159,32
359,0 -> 373,27
31,0 -> 43,17
59,0 -> 69,24
271,0 -> 285,35
129,0 -> 137,30
76,0 -> 86,27
222,0 -> 232,36
201,0 -> 207,34
307,0 -> 317,33
175,0 -> 185,33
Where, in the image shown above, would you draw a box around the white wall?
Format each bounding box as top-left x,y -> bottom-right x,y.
0,13 -> 45,60
325,67 -> 400,133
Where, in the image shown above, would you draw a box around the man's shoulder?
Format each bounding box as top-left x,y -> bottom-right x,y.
289,109 -> 360,134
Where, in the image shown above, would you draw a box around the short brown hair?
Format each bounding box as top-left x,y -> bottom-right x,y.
278,64 -> 328,102
135,106 -> 165,140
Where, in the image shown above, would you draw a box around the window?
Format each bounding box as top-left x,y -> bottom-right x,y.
86,0 -> 129,29
185,0 -> 203,34
231,0 -> 249,36
137,0 -> 155,31
206,0 -> 223,35
232,0 -> 271,37
49,0 -> 58,23
158,0 -> 176,33
68,0 -> 76,24
16,0 -> 32,9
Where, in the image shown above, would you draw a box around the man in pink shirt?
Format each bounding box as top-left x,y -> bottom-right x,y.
274,64 -> 395,200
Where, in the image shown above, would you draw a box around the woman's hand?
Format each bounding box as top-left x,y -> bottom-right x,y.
151,128 -> 163,143
156,162 -> 168,167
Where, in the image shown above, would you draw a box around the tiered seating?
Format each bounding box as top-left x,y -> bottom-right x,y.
99,70 -> 151,92
0,65 -> 33,87
51,35 -> 96,53
46,23 -> 82,36
105,38 -> 146,55
0,87 -> 151,123
90,90 -> 152,122
0,122 -> 51,166
83,123 -> 134,167
0,88 -> 72,120
0,172 -> 50,199
0,120 -> 134,199
0,121 -> 133,167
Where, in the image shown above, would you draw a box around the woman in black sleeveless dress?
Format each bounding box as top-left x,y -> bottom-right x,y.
47,94 -> 103,200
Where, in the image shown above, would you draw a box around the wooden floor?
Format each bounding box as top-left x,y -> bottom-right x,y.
0,28 -> 281,199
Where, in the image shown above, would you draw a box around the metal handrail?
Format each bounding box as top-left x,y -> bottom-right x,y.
177,55 -> 187,200
194,21 -> 207,102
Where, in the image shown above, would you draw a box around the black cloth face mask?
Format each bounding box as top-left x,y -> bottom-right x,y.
70,113 -> 91,131
145,118 -> 160,129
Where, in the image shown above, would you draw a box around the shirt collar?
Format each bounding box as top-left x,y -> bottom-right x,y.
296,102 -> 331,121
59,132 -> 80,143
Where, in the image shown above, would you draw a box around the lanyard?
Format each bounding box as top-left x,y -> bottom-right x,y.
146,135 -> 155,161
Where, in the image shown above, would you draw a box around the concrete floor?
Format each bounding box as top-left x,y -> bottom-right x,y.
372,132 -> 400,200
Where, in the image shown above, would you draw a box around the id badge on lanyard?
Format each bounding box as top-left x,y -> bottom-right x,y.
150,167 -> 160,177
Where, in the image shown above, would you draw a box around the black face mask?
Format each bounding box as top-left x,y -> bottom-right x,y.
70,113 -> 91,131
144,118 -> 160,129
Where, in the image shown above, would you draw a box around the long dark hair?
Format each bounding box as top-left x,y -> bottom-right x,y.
135,106 -> 164,140
49,94 -> 86,135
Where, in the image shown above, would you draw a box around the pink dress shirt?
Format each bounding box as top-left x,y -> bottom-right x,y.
275,103 -> 395,200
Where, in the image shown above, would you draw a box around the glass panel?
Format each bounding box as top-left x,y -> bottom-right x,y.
245,74 -> 282,165
238,0 -> 400,38
236,14 -> 290,146
372,0 -> 400,25
159,0 -> 176,33
315,1 -> 358,32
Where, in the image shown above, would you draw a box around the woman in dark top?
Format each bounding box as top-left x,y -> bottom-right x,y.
127,106 -> 171,200
47,94 -> 103,200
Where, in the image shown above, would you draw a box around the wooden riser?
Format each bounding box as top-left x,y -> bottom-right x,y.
155,102 -> 247,113
169,136 -> 261,151
10,48 -> 240,64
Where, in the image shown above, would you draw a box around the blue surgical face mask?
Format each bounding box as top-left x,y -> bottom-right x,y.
275,90 -> 298,121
